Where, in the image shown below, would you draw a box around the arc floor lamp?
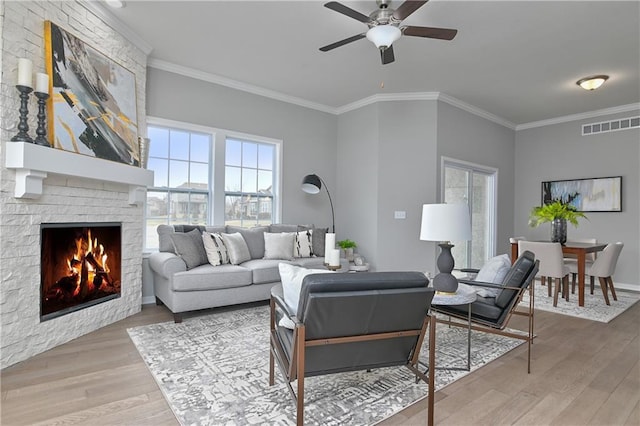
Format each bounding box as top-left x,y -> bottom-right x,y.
301,174 -> 335,233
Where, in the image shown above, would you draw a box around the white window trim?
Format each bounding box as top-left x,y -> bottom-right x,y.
145,116 -> 282,246
440,156 -> 498,260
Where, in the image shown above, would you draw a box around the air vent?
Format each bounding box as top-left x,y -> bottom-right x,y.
582,116 -> 640,136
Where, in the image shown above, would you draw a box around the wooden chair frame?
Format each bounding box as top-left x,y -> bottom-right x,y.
268,295 -> 437,426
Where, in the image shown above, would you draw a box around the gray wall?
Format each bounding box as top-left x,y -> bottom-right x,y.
437,102 -> 517,257
514,110 -> 640,288
146,68 -> 337,228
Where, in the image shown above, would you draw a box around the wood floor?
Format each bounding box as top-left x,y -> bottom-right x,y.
2,298 -> 639,425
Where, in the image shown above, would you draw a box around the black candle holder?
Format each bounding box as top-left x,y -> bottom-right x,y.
11,85 -> 34,143
34,91 -> 51,147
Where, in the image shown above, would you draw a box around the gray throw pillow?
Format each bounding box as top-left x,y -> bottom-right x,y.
264,232 -> 295,260
157,224 -> 176,253
312,227 -> 328,257
227,226 -> 268,259
169,229 -> 208,270
221,232 -> 251,265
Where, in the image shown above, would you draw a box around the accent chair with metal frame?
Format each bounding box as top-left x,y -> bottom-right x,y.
431,250 -> 539,373
269,271 -> 436,426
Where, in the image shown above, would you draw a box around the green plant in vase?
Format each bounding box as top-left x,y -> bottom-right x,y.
337,239 -> 357,262
528,197 -> 587,244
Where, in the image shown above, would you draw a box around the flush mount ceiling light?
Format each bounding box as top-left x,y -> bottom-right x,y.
105,0 -> 125,8
366,25 -> 402,49
576,75 -> 609,91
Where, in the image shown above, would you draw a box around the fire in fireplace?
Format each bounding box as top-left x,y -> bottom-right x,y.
40,223 -> 122,321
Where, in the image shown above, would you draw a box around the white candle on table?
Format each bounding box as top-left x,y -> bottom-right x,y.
17,58 -> 33,88
35,73 -> 49,94
328,249 -> 341,267
324,233 -> 335,258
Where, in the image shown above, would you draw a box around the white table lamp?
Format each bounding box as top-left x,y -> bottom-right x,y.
420,203 -> 472,293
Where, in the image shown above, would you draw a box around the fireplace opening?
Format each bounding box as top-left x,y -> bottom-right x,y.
41,223 -> 122,321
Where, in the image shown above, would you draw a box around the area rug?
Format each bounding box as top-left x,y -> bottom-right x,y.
128,305 -> 524,426
520,280 -> 639,323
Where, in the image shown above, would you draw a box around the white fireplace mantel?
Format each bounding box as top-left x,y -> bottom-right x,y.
5,142 -> 154,205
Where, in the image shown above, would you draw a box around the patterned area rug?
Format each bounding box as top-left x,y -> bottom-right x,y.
520,280 -> 639,323
128,305 -> 524,426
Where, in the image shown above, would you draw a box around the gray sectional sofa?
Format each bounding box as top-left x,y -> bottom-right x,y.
149,224 -> 343,322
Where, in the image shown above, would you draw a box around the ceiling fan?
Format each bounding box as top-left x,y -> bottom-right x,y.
319,0 -> 458,65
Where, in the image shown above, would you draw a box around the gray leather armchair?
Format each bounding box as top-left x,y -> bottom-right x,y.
269,271 -> 436,426
432,251 -> 539,373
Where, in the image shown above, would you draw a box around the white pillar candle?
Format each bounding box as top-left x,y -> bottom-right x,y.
324,233 -> 336,257
35,72 -> 49,94
328,249 -> 341,267
17,58 -> 33,88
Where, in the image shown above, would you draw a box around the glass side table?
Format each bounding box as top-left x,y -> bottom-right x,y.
431,283 -> 477,371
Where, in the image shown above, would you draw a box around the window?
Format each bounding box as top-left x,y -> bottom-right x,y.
145,125 -> 211,249
224,138 -> 275,228
442,158 -> 497,269
144,118 -> 282,250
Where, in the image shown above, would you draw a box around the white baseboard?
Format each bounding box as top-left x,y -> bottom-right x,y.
615,282 -> 640,292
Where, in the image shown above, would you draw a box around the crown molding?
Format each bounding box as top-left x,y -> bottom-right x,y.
148,59 -> 336,114
516,103 -> 640,131
437,93 -> 517,130
335,92 -> 439,114
82,0 -> 153,56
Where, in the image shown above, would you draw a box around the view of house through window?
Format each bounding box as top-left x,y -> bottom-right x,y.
225,138 -> 275,228
145,125 -> 211,249
443,158 -> 497,269
144,120 -> 280,250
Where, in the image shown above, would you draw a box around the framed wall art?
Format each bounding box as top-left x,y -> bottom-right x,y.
44,21 -> 139,166
541,176 -> 622,212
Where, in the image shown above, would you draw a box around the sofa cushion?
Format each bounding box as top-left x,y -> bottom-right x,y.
157,224 -> 176,253
202,231 -> 230,266
294,229 -> 314,258
312,227 -> 328,257
221,232 -> 251,265
227,226 -> 269,259
242,259 -> 292,284
169,229 -> 208,270
270,224 -> 312,233
264,232 -> 295,260
205,225 -> 227,234
172,264 -> 252,291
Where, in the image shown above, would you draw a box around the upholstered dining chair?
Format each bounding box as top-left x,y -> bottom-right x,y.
568,242 -> 623,305
564,238 -> 597,294
518,241 -> 570,307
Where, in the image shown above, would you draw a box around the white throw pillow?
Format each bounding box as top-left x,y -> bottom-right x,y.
220,232 -> 251,265
202,231 -> 230,266
278,263 -> 333,329
263,232 -> 295,260
294,229 -> 314,258
474,254 -> 512,298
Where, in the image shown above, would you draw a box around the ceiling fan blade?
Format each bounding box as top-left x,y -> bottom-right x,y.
320,33 -> 366,52
402,26 -> 458,40
392,0 -> 428,21
380,45 -> 395,65
324,1 -> 371,23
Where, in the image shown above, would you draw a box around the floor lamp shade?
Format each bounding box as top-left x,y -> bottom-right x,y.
301,174 -> 335,233
420,204 -> 472,293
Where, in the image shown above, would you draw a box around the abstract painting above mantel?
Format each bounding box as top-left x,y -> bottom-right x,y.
45,21 -> 139,166
542,176 -> 622,212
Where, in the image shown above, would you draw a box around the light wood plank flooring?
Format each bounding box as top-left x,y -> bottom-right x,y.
2,299 -> 639,425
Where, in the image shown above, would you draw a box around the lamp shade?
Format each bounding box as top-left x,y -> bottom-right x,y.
420,203 -> 471,242
366,25 -> 402,49
301,174 -> 321,194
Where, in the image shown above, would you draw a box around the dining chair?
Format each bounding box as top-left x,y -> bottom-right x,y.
518,241 -> 570,307
567,242 -> 623,305
564,238 -> 597,295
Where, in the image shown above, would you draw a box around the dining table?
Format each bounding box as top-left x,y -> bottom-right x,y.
511,241 -> 607,307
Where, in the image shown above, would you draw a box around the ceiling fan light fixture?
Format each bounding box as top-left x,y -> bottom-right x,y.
366,25 -> 401,49
576,75 -> 609,91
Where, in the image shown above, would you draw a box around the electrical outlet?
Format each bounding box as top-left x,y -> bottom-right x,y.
394,211 -> 406,219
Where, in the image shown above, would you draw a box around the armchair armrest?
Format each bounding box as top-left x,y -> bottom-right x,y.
459,279 -> 529,292
270,292 -> 301,327
459,268 -> 480,274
